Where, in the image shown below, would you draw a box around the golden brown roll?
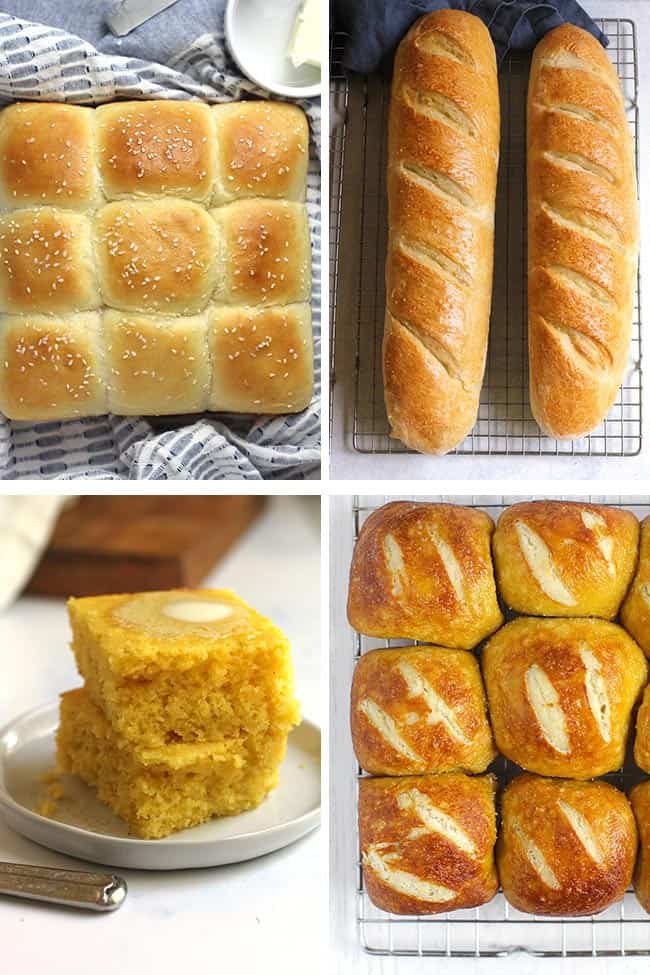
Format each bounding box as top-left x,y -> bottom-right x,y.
211,199 -> 311,307
0,102 -> 100,211
347,501 -> 503,650
103,310 -> 211,415
493,500 -> 639,619
630,780 -> 650,913
482,617 -> 647,778
0,209 -> 99,314
95,200 -> 219,315
498,775 -> 637,916
351,645 -> 495,776
0,313 -> 106,420
634,685 -> 650,773
207,303 -> 313,413
212,102 -> 309,205
359,772 -> 498,915
95,101 -> 217,202
527,25 -> 639,439
382,10 -> 500,454
621,516 -> 650,657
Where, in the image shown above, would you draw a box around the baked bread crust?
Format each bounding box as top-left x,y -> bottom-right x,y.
0,103 -> 100,211
211,199 -> 311,307
350,645 -> 495,775
359,773 -> 498,915
0,209 -> 99,314
382,10 -> 499,454
347,501 -> 503,649
621,515 -> 650,656
498,775 -> 637,916
633,685 -> 650,773
0,99 -> 312,420
493,500 -> 639,619
207,303 -> 313,413
103,310 -> 211,415
527,25 -> 639,438
95,101 -> 216,202
482,617 -> 647,778
631,780 -> 650,913
0,312 -> 106,420
212,102 -> 308,205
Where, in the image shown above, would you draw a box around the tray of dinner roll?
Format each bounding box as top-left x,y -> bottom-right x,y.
347,495 -> 650,957
331,19 -> 641,457
0,99 -> 314,421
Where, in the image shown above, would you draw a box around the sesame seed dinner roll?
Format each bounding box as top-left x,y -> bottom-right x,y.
95,100 -> 216,202
0,103 -> 100,211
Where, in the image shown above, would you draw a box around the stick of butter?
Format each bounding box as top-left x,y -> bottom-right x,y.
289,0 -> 321,69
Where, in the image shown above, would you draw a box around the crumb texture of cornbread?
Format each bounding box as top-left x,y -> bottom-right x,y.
57,688 -> 290,839
68,589 -> 300,747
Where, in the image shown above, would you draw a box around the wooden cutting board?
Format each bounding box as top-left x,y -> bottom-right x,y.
26,496 -> 265,598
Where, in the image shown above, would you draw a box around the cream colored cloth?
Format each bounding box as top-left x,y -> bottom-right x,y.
0,498 -> 73,611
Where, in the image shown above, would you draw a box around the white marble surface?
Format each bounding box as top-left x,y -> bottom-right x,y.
0,496 -> 322,974
329,495 -> 650,974
330,0 -> 650,482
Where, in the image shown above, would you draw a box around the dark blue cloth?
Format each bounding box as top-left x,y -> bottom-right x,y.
335,0 -> 607,72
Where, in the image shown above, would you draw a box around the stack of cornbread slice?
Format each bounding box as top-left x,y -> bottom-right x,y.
57,589 -> 300,839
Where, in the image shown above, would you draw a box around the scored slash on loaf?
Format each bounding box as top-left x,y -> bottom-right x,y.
0,100 -> 313,420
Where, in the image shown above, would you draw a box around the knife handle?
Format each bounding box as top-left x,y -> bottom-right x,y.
0,861 -> 127,911
106,0 -> 181,37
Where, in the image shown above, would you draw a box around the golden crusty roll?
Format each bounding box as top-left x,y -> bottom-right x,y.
634,686 -> 650,773
211,199 -> 311,307
0,313 -> 106,421
359,773 -> 498,915
621,516 -> 650,657
482,617 -> 648,779
0,103 -> 101,211
382,10 -> 499,454
0,209 -> 99,315
351,645 -> 495,776
212,102 -> 309,205
498,775 -> 637,916
95,101 -> 217,202
527,25 -> 639,438
630,781 -> 650,913
493,500 -> 639,619
103,310 -> 211,416
95,199 -> 220,315
347,501 -> 503,650
207,304 -> 313,413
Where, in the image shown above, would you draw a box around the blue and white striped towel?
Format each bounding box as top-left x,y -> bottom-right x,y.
0,6 -> 321,480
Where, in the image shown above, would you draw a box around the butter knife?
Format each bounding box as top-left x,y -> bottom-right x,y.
0,862 -> 127,912
106,0 -> 181,37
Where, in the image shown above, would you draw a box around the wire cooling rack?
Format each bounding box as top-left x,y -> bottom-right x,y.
331,21 -> 642,456
351,495 -> 650,957
329,32 -> 349,443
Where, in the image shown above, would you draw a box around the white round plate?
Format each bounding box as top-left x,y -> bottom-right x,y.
0,701 -> 320,871
225,0 -> 320,98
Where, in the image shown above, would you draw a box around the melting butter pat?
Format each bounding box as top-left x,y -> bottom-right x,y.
162,600 -> 233,623
289,0 -> 321,69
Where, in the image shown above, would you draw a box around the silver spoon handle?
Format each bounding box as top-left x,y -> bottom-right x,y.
0,861 -> 127,911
